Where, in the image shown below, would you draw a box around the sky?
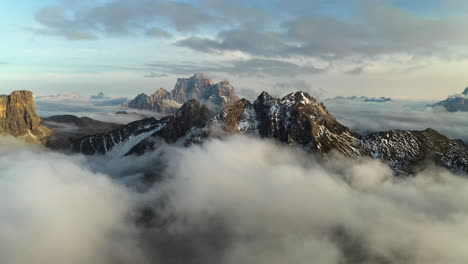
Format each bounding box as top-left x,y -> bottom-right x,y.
1,0 -> 468,99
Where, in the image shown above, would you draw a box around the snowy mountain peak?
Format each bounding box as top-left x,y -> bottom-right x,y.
67,90 -> 468,175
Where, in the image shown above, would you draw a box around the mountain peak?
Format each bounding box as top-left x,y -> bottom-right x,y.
155,87 -> 168,93
282,91 -> 319,105
463,87 -> 468,95
125,74 -> 239,114
192,72 -> 206,79
136,93 -> 149,98
69,89 -> 468,175
256,91 -> 274,102
0,90 -> 51,143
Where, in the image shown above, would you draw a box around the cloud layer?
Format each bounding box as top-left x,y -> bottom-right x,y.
324,99 -> 468,142
34,0 -> 468,61
2,135 -> 468,263
29,0 -> 468,80
0,139 -> 146,264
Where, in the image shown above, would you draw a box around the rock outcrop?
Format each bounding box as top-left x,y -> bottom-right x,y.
196,91 -> 361,157
431,87 -> 468,112
0,90 -> 51,143
124,73 -> 239,114
360,128 -> 468,174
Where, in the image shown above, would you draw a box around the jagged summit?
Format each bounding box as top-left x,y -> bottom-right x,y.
463,87 -> 468,95
124,73 -> 239,114
214,91 -> 361,156
0,90 -> 51,143
68,90 -> 468,175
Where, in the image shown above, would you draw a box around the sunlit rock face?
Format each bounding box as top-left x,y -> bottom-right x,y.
0,90 -> 51,143
124,73 -> 239,114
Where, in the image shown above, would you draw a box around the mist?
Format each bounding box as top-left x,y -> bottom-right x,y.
324,99 -> 468,142
35,97 -> 167,124
2,135 -> 468,263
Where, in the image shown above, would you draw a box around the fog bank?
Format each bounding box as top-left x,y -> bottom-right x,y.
1,136 -> 468,263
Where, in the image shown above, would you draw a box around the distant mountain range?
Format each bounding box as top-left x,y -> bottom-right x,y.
327,96 -> 392,103
123,73 -> 239,114
431,87 -> 468,112
67,90 -> 468,175
90,92 -> 110,100
3,80 -> 468,175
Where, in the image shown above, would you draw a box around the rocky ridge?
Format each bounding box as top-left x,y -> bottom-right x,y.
124,73 -> 239,114
69,90 -> 468,175
69,100 -> 210,156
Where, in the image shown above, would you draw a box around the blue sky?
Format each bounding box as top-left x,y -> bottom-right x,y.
1,0 -> 468,99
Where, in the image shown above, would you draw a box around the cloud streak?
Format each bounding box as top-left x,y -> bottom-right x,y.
146,58 -> 328,78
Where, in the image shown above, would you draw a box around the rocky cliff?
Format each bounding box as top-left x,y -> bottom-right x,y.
0,90 -> 51,143
124,73 -> 239,114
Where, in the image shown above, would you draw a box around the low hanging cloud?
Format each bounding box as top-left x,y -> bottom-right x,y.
2,135 -> 468,263
324,99 -> 468,142
0,139 -> 146,264
35,97 -> 166,124
144,136 -> 468,263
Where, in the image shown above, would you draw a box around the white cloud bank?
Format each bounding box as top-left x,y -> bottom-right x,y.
0,138 -> 146,264
325,99 -> 468,142
2,135 -> 468,263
